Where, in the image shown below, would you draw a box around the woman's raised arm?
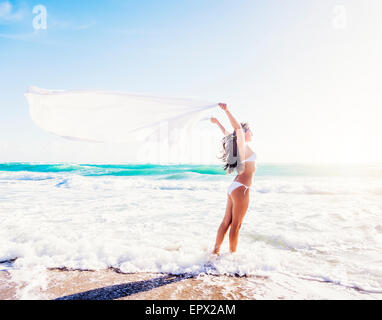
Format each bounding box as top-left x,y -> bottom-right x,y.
219,103 -> 242,129
210,117 -> 230,136
219,103 -> 246,163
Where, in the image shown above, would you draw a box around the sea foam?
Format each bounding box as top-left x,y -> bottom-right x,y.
1,163 -> 381,298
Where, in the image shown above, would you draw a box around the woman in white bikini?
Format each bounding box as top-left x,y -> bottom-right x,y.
210,103 -> 256,255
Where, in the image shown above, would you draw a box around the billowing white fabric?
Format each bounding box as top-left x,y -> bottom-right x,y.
25,87 -> 218,144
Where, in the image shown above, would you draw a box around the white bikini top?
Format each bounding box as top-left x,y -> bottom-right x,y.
241,153 -> 257,163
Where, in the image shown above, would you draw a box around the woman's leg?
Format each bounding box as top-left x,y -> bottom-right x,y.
229,188 -> 250,252
212,196 -> 233,255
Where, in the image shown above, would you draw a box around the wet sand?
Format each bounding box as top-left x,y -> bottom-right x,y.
1,268 -> 380,300
0,269 -> 254,300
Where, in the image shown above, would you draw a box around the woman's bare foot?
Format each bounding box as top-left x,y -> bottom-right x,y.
212,248 -> 220,256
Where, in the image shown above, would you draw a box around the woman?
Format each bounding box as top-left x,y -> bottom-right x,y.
210,103 -> 256,255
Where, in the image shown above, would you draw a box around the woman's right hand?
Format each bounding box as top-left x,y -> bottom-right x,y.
210,117 -> 218,124
218,103 -> 228,111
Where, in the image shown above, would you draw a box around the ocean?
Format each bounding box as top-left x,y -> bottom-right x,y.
0,162 -> 381,299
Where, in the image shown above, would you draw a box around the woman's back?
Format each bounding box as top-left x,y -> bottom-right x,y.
235,146 -> 256,186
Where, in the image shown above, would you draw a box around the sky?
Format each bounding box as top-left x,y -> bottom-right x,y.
1,0 -> 382,164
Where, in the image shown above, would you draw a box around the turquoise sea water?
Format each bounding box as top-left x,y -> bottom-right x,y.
0,162 -> 381,178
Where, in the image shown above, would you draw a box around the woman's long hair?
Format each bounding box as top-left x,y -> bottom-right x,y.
220,123 -> 249,174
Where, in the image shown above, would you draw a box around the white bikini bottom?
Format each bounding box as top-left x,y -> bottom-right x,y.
227,181 -> 251,195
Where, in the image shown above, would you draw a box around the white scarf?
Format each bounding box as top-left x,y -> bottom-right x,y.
25,87 -> 218,145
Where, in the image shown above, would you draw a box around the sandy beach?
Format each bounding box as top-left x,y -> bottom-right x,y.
1,267 -> 381,300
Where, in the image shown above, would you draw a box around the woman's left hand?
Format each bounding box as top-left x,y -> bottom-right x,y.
218,103 -> 228,111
